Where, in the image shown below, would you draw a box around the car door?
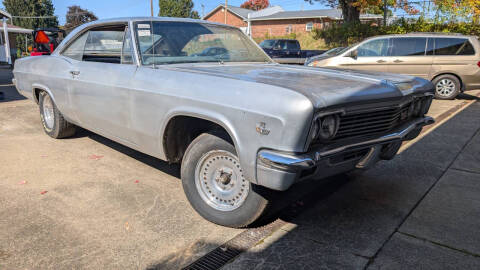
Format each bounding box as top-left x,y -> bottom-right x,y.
286,40 -> 301,58
387,37 -> 432,79
337,38 -> 390,72
66,24 -> 137,142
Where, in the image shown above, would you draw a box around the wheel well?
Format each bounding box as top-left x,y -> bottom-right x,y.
163,116 -> 233,163
33,88 -> 43,104
432,73 -> 464,91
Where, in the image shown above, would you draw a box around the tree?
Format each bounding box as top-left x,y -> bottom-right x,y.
240,0 -> 270,11
3,0 -> 58,52
304,0 -> 418,23
158,0 -> 200,19
434,0 -> 480,22
64,5 -> 98,31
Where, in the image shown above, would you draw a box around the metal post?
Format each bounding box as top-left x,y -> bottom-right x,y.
3,18 -> 11,65
151,0 -> 154,16
247,13 -> 251,37
225,0 -> 228,24
383,0 -> 387,26
201,4 -> 205,18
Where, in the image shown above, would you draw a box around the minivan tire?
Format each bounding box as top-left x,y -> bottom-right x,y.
39,91 -> 76,139
181,132 -> 270,228
433,75 -> 461,100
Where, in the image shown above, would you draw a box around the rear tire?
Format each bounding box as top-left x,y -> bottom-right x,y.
433,75 -> 461,100
181,132 -> 270,228
39,91 -> 76,139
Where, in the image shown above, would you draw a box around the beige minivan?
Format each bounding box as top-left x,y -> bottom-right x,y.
306,33 -> 480,99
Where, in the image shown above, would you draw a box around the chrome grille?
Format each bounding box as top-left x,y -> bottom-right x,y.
335,104 -> 411,140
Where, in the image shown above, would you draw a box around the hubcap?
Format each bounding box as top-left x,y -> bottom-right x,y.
42,94 -> 55,129
436,79 -> 456,97
195,150 -> 249,211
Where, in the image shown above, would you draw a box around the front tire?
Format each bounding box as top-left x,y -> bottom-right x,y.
39,91 -> 76,139
181,133 -> 270,228
433,75 -> 461,100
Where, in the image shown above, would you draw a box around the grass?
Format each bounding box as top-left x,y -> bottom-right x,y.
253,32 -> 329,50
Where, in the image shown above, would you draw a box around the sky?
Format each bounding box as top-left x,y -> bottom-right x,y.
0,0 -> 330,25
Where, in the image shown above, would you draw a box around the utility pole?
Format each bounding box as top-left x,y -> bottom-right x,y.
201,4 -> 205,18
151,0 -> 154,16
225,0 -> 228,24
383,0 -> 387,26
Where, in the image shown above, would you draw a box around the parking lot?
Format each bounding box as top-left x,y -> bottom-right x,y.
1,67 -> 479,269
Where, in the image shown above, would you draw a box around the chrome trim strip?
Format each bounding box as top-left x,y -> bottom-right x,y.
258,116 -> 434,171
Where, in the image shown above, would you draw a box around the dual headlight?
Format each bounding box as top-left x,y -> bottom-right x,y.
310,114 -> 340,142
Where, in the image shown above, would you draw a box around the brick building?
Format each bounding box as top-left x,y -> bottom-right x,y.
203,5 -> 382,38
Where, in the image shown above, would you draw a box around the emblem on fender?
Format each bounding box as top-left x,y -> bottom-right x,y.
256,122 -> 270,135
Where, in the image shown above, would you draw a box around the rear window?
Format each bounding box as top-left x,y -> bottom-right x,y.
390,37 -> 426,56
435,38 -> 475,55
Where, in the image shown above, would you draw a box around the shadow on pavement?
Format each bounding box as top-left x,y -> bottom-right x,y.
456,92 -> 480,101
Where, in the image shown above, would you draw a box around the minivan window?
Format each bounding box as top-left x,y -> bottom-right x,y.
435,38 -> 475,55
357,38 -> 389,57
390,37 -> 426,56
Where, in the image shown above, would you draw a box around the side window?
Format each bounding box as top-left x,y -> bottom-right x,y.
277,40 -> 286,50
287,40 -> 299,50
390,37 -> 426,56
357,38 -> 389,57
83,28 -> 125,64
61,32 -> 88,61
122,27 -> 134,64
435,38 -> 475,55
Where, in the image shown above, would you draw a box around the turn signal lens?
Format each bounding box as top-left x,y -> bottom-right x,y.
477,61 -> 480,68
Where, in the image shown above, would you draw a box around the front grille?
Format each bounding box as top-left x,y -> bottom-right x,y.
335,104 -> 411,140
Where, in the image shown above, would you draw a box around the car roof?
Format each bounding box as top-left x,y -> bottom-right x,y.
366,32 -> 476,40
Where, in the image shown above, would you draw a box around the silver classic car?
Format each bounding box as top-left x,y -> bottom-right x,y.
13,18 -> 435,228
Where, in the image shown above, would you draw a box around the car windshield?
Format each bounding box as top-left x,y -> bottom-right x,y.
259,40 -> 276,49
134,21 -> 271,65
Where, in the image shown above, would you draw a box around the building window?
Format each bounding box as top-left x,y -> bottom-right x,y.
285,25 -> 293,34
306,22 -> 314,32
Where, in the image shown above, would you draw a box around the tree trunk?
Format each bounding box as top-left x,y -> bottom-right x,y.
339,0 -> 361,24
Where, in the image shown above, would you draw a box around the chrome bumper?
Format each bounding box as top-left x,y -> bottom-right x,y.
258,116 -> 434,171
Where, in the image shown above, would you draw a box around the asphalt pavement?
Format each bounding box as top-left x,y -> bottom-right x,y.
1,68 -> 479,269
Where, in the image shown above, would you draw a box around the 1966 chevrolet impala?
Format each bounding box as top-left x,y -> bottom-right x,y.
13,17 -> 435,228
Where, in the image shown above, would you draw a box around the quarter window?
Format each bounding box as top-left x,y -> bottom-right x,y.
61,32 -> 88,61
390,37 -> 426,56
435,38 -> 475,55
357,38 -> 389,57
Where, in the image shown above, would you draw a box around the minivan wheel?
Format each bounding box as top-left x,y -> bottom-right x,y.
181,132 -> 270,228
433,75 -> 461,100
39,91 -> 76,138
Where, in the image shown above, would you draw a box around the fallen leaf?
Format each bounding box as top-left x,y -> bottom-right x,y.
40,191 -> 48,195
125,222 -> 130,231
18,180 -> 27,185
134,180 -> 140,184
220,246 -> 228,252
88,154 -> 104,160
40,155 -> 48,158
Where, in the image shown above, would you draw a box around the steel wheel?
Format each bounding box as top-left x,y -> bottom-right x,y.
42,94 -> 55,130
435,78 -> 456,98
194,150 -> 249,212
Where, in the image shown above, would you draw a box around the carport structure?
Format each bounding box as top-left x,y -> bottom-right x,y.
0,9 -> 32,64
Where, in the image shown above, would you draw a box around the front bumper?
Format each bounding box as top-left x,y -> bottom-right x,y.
256,116 -> 434,191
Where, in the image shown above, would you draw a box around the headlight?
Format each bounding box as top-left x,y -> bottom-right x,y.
317,115 -> 339,141
395,82 -> 413,91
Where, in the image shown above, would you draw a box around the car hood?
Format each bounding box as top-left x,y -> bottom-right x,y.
170,63 -> 432,108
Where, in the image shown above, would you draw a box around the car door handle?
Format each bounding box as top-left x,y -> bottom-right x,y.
70,70 -> 80,76
393,59 -> 404,63
377,60 -> 387,63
